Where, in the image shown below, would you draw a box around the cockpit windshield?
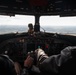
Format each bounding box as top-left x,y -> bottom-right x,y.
0,15 -> 35,34
40,16 -> 76,34
0,15 -> 76,34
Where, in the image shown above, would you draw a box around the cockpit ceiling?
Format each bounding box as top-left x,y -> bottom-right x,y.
0,0 -> 76,16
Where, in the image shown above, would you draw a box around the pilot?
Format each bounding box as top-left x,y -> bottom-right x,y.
34,46 -> 76,74
15,46 -> 76,75
0,53 -> 34,75
28,23 -> 34,34
14,46 -> 76,75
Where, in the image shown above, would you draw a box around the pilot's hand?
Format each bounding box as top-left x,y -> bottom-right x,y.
24,55 -> 34,68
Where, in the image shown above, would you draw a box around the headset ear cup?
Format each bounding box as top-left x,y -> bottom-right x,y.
0,55 -> 17,75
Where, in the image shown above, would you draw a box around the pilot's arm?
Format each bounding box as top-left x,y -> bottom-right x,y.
21,55 -> 34,75
35,46 -> 76,73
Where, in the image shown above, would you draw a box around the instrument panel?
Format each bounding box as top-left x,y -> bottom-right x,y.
0,33 -> 71,62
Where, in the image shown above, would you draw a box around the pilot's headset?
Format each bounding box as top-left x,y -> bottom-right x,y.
0,55 -> 17,75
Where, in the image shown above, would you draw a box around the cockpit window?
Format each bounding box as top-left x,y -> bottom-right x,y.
0,15 -> 76,34
0,15 -> 35,34
40,16 -> 76,34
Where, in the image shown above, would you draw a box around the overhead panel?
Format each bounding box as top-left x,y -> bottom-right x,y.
61,0 -> 76,16
0,0 -> 76,16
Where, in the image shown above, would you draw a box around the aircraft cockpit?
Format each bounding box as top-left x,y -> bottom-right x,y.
0,0 -> 76,75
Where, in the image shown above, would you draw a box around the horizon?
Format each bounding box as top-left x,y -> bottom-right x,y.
0,25 -> 76,34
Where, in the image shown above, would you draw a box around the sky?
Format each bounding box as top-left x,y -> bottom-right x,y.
0,15 -> 35,26
40,16 -> 76,26
0,15 -> 76,26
